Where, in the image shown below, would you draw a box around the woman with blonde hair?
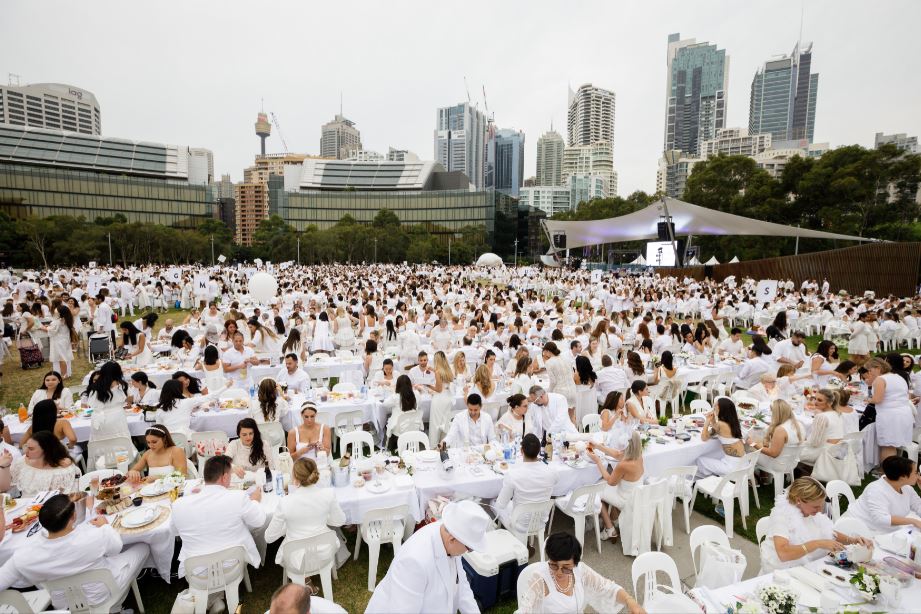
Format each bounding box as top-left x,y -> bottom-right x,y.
865,356 -> 915,464
587,431 -> 644,542
452,351 -> 470,386
759,477 -> 872,574
471,363 -> 496,403
750,400 -> 804,474
332,305 -> 357,350
800,389 -> 845,464
264,457 -> 346,567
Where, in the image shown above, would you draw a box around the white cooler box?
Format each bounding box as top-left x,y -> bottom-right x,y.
461,529 -> 530,610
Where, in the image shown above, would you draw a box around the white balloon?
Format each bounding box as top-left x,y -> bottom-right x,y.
249,272 -> 278,303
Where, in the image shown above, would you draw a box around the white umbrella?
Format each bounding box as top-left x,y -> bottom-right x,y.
704,256 -> 720,265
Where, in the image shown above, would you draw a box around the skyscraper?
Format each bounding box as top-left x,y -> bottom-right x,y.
492,128 -> 525,197
536,129 -> 565,186
320,114 -> 362,160
562,142 -> 617,197
664,33 -> 729,155
434,102 -> 487,188
749,42 -> 819,143
0,82 -> 100,135
567,84 -> 615,147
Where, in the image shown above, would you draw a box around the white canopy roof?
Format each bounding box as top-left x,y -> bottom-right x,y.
542,197 -> 875,251
729,256 -> 740,263
704,256 -> 720,265
629,255 -> 647,265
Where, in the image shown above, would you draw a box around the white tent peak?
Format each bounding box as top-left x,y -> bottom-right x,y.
729,256 -> 740,263
704,256 -> 720,265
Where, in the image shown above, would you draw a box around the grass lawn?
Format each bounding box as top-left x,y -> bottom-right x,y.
0,316 -> 910,612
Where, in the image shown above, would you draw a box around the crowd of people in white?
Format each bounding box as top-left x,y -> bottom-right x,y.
0,262 -> 919,613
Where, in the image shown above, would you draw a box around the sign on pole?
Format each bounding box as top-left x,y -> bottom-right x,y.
756,279 -> 778,303
590,270 -> 602,283
166,268 -> 181,284
193,275 -> 209,296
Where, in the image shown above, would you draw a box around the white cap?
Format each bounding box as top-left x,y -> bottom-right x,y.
441,500 -> 491,552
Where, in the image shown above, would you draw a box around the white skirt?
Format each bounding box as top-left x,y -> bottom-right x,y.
876,405 -> 915,447
696,453 -> 743,478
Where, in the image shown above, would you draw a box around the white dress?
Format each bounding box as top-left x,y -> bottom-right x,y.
427,385 -> 455,446
756,419 -> 803,473
311,320 -> 335,353
601,476 -> 640,511
875,373 -> 915,448
696,435 -> 744,478
811,354 -> 835,389
47,318 -> 73,364
88,388 -> 130,440
129,332 -> 154,367
201,362 -> 228,392
546,356 -> 576,407
760,495 -> 835,574
334,316 -> 356,349
11,458 -> 78,496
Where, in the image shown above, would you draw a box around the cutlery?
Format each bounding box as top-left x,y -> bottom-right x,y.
26,522 -> 41,537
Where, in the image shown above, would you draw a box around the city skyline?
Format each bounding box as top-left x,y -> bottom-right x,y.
1,0 -> 919,196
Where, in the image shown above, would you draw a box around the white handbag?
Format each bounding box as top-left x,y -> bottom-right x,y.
695,542 -> 746,589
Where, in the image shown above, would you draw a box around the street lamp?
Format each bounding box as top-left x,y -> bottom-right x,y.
297,237 -> 301,264
210,234 -> 215,266
373,237 -> 378,263
513,239 -> 518,267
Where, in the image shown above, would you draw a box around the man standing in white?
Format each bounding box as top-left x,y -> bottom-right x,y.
89,294 -> 116,344
365,500 -> 490,614
493,433 -> 559,536
170,455 -> 266,577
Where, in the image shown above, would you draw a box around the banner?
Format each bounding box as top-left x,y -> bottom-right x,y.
88,261 -> 97,269
756,279 -> 778,302
87,274 -> 102,298
193,275 -> 210,296
590,270 -> 602,283
217,254 -> 226,263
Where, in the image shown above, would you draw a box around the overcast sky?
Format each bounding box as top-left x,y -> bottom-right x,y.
2,0 -> 920,196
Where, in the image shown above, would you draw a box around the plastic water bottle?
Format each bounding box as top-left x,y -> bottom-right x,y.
249,380 -> 256,399
360,384 -> 367,400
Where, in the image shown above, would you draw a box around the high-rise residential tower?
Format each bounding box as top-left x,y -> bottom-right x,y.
567,84 -> 616,147
664,33 -> 729,155
536,129 -> 565,186
434,102 -> 487,189
749,42 -> 819,143
0,82 -> 100,135
320,114 -> 362,160
492,128 -> 525,197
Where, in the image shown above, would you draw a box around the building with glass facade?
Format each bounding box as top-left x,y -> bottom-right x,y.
0,125 -> 214,226
664,33 -> 729,156
536,129 -> 565,186
749,42 -> 818,143
492,128 -> 525,197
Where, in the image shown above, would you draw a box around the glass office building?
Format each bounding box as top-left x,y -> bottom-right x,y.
0,125 -> 214,226
749,42 -> 818,143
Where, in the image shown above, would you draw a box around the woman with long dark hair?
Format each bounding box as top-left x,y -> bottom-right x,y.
385,374 -> 418,442
254,378 -> 287,423
27,370 -> 72,413
47,304 -> 77,378
697,397 -> 745,479
227,417 -> 274,474
12,430 -> 77,496
811,340 -> 840,388
127,424 -> 187,480
129,372 -> 160,406
155,379 -> 218,437
22,399 -> 80,457
172,370 -> 204,396
84,361 -> 130,441
120,320 -> 153,366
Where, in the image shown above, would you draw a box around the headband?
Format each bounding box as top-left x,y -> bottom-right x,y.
146,426 -> 168,436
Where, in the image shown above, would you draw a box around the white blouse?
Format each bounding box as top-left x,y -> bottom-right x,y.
760,495 -> 835,573
517,562 -> 624,613
11,458 -> 78,497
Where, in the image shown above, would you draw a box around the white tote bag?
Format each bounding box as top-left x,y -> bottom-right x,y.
695,542 -> 747,589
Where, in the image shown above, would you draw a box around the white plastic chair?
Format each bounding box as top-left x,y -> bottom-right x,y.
826,480 -> 855,521
257,421 -> 285,450
581,414 -> 601,433
353,504 -> 410,591
281,531 -> 339,601
574,386 -> 597,424
688,399 -> 711,415
387,410 -> 424,443
340,430 -> 374,459
332,382 -> 357,393
758,444 -> 802,500
741,450 -> 763,510
170,430 -> 190,458
333,409 -> 365,438
483,400 -> 502,423
691,452 -> 760,538
835,516 -> 873,538
397,431 -> 429,454
755,517 -> 770,545
190,430 -> 230,474
503,500 -> 554,560
42,567 -> 145,614
621,479 -> 671,556
87,436 -> 137,470
0,589 -> 51,614
661,465 -> 697,534
335,349 -> 354,359
689,525 -> 731,585
184,546 -> 251,614
631,551 -> 683,607
550,481 -> 605,553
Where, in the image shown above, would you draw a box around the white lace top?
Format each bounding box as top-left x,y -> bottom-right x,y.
760,495 -> 834,573
517,562 -> 623,613
11,458 -> 78,497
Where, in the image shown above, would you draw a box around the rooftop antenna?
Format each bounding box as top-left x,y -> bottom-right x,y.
8,73 -> 20,86
339,91 -> 343,117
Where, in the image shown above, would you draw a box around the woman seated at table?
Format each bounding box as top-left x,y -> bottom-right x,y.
385,375 -> 418,444
844,455 -> 921,534
509,355 -> 535,397
27,370 -> 73,414
226,418 -> 276,475
126,424 -> 188,481
452,351 -> 470,387
737,343 -> 773,390
11,431 -> 78,496
253,378 -> 287,424
588,431 -> 644,543
749,400 -> 803,473
470,364 -> 497,403
597,391 -> 633,452
265,457 -> 346,567
835,390 -> 860,434
154,379 -> 218,437
247,317 -> 279,357
624,352 -> 646,385
517,532 -> 644,614
21,399 -> 80,457
120,321 -> 153,367
370,358 -> 397,389
811,340 -> 840,389
287,403 -> 331,460
195,345 -> 228,392
175,333 -> 200,367
84,361 -> 130,441
800,389 -> 846,465
497,393 -> 538,439
362,339 -> 383,379
649,351 -> 680,399
128,372 -> 160,406
697,397 -> 745,479
624,380 -> 657,425
760,477 -> 873,574
172,370 -> 206,397
484,350 -> 503,379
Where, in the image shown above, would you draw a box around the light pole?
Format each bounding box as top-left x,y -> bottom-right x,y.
373,237 -> 378,263
513,239 -> 518,267
107,232 -> 113,265
210,234 -> 215,266
297,237 -> 301,264
448,237 -> 452,266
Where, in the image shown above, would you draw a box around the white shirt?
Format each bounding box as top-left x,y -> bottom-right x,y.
717,337 -> 745,358
773,339 -> 808,366
222,346 -> 255,382
495,460 -> 558,515
444,412 -> 496,448
845,478 -> 921,534
170,484 -> 266,575
274,365 -> 311,393
408,365 -> 435,387
530,392 -> 576,439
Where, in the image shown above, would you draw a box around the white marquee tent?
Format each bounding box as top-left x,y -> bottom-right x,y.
542,197 -> 875,252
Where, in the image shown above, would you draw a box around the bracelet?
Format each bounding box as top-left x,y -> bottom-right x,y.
802,543 -> 808,554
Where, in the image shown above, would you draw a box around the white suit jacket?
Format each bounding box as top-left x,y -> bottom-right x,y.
365,521 -> 478,614
170,484 -> 267,575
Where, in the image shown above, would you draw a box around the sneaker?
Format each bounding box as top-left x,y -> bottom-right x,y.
715,503 -> 725,518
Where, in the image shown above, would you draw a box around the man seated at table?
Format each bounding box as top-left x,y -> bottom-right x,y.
408,350 -> 436,391
443,393 -> 496,448
275,353 -> 311,394
773,331 -> 808,370
527,385 -> 578,437
493,434 -> 558,538
717,328 -> 746,359
222,331 -> 260,384
595,355 -> 630,403
0,493 -> 149,611
156,318 -> 176,344
171,455 -> 266,578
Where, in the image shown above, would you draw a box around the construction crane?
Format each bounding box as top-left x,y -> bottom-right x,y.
463,76 -> 471,105
269,112 -> 289,154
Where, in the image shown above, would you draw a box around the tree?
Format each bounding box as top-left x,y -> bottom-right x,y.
371,209 -> 401,228
16,217 -> 58,268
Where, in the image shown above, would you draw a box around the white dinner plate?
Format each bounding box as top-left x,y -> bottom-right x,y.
140,482 -> 172,497
120,507 -> 158,528
415,450 -> 439,463
366,479 -> 391,494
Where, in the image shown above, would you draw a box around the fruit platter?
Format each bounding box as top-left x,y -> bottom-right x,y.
10,505 -> 42,532
219,399 -> 250,410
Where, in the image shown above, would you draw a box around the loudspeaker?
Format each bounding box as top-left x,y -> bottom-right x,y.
553,233 -> 566,249
657,221 -> 674,241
